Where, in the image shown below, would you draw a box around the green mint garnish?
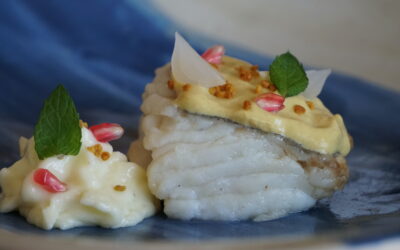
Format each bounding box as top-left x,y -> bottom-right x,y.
269,52 -> 308,97
34,85 -> 82,160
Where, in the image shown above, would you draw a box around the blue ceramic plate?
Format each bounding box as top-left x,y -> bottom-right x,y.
0,1 -> 399,249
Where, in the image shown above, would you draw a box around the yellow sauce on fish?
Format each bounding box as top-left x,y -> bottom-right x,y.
172,56 -> 351,156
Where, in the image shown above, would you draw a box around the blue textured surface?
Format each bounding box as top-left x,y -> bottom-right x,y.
0,0 -> 399,244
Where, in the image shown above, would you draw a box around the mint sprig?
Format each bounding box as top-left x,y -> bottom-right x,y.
34,85 -> 82,160
269,52 -> 308,97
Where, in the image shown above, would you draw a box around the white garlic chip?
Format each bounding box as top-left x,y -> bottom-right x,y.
171,32 -> 225,87
303,69 -> 332,99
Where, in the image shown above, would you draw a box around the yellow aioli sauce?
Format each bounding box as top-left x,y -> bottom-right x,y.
172,56 -> 351,156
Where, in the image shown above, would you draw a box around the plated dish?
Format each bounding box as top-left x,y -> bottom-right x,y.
0,25 -> 399,250
0,33 -> 353,230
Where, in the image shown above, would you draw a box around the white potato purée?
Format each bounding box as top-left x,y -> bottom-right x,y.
0,127 -> 158,230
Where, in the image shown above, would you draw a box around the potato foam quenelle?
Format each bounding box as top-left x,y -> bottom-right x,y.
0,85 -> 158,230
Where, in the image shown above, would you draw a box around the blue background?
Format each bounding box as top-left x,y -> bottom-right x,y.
0,0 -> 399,245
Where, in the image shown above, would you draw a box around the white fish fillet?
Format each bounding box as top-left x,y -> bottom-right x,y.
128,64 -> 348,221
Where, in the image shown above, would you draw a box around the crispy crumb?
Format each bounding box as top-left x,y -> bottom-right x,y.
255,84 -> 262,94
237,66 -> 253,81
260,80 -> 270,88
79,120 -> 88,128
306,101 -> 315,110
101,151 -> 110,161
182,84 -> 191,91
268,84 -> 277,92
224,91 -> 233,99
250,65 -> 259,71
114,185 -> 126,192
294,105 -> 306,114
250,65 -> 260,77
87,144 -> 103,157
225,82 -> 233,90
209,82 -> 235,99
216,91 -> 225,98
167,80 -> 174,90
87,144 -> 111,160
243,100 -> 252,110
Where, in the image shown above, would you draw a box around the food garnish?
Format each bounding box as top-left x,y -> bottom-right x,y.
79,120 -> 88,128
33,169 -> 67,193
114,185 -> 126,192
201,45 -> 225,64
237,66 -> 254,82
260,80 -> 270,89
34,85 -> 81,160
101,152 -> 110,161
182,84 -> 192,91
167,80 -> 174,90
171,32 -> 225,87
306,101 -> 315,110
302,69 -> 331,99
293,104 -> 306,115
89,123 -> 124,143
254,93 -> 285,112
208,82 -> 235,99
269,52 -> 308,97
255,84 -> 262,94
87,144 -> 103,157
242,100 -> 252,110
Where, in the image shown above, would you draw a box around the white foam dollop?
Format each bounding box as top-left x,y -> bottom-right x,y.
0,127 -> 157,230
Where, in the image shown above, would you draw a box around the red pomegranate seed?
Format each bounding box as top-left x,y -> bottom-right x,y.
89,123 -> 124,143
201,45 -> 225,64
254,93 -> 285,112
33,169 -> 67,193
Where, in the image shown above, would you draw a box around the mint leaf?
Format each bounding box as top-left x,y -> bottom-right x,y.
269,52 -> 308,97
34,85 -> 81,160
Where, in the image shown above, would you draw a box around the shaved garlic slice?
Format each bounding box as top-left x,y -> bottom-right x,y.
171,32 -> 225,87
303,69 -> 331,99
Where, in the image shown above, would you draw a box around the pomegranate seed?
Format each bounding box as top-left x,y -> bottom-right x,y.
201,45 -> 225,64
254,93 -> 285,112
89,123 -> 124,143
33,169 -> 67,193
